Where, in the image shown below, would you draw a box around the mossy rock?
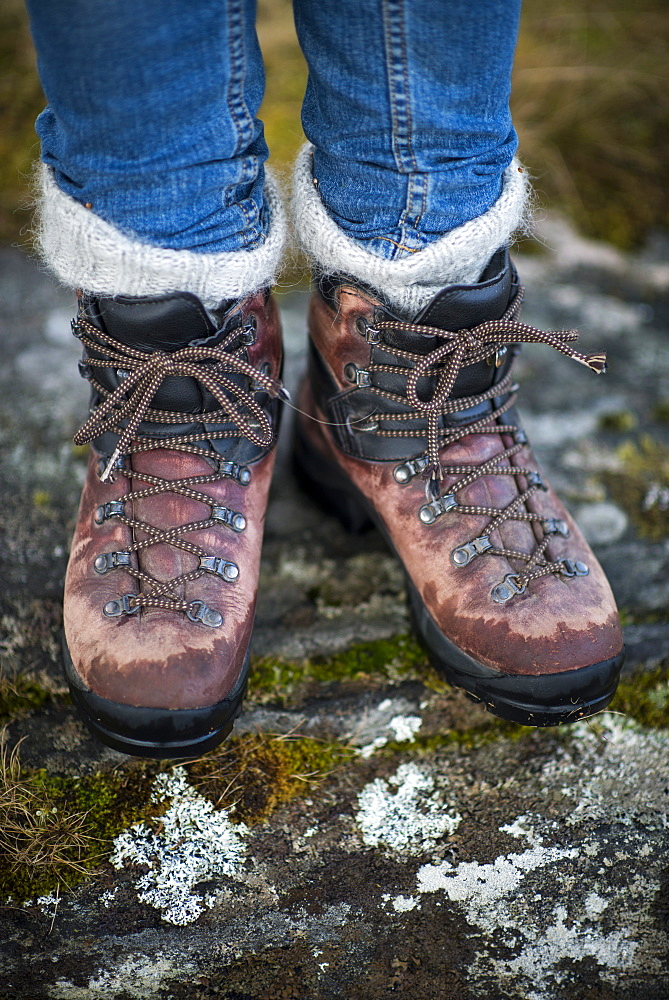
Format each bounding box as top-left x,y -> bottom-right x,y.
188,733 -> 353,825
600,435 -> 669,540
610,665 -> 669,730
0,674 -> 53,724
0,759 -> 158,901
249,633 -> 441,708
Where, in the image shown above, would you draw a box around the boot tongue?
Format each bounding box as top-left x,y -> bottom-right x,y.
413,248 -> 513,329
370,248 -> 517,410
80,291 -> 245,445
87,292 -> 230,351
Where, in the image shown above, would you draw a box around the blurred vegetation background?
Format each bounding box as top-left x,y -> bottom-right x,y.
1,0 -> 667,250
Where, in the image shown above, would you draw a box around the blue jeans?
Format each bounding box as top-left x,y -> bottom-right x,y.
26,0 -> 521,260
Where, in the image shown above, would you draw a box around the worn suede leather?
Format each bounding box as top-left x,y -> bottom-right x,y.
64,291 -> 281,710
299,279 -> 623,678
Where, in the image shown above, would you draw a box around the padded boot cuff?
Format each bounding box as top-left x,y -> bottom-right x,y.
35,165 -> 287,309
292,143 -> 530,316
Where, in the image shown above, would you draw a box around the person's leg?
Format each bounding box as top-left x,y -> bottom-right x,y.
26,0 -> 286,757
26,0 -> 284,304
292,0 -> 624,725
293,0 -> 527,315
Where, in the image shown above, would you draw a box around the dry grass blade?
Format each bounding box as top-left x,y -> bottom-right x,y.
188,731 -> 352,824
0,736 -> 103,893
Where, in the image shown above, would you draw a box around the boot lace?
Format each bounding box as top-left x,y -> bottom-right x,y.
73,315 -> 284,622
354,289 -> 606,601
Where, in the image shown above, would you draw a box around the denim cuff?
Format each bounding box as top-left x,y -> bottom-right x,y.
35,165 -> 287,308
292,144 -> 530,317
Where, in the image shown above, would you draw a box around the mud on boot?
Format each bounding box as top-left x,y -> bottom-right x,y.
293,250 -> 624,727
64,290 -> 283,758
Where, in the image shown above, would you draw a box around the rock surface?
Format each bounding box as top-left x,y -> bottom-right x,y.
0,220 -> 668,999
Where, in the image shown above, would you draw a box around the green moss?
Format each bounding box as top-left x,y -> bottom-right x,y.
0,674 -> 52,723
0,759 -> 158,902
597,410 -> 638,433
610,665 -> 669,729
188,733 -> 354,824
600,435 -> 669,540
250,634 -> 443,707
381,718 -> 530,756
619,607 -> 669,628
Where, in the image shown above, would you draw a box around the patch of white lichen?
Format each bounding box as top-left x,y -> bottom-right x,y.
110,767 -> 249,926
356,713 -> 669,997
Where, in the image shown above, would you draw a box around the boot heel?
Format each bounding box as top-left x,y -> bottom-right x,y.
292,420 -> 374,534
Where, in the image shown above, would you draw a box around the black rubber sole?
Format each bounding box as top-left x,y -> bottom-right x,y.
293,420 -> 625,727
63,639 -> 249,759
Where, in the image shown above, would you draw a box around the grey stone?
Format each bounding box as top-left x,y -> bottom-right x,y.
573,501 -> 629,546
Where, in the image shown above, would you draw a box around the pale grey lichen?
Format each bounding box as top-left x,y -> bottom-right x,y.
110,767 -> 248,926
541,712 -> 669,829
355,762 -> 461,853
50,953 -> 196,1000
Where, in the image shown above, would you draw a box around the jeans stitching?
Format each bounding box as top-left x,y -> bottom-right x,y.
382,0 -> 431,253
226,0 -> 253,156
381,0 -> 418,175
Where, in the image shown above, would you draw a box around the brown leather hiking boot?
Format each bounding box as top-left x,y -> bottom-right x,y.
63,289 -> 283,757
294,250 -> 624,726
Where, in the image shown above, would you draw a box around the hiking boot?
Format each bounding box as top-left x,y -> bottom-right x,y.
293,250 -> 624,726
63,289 -> 283,757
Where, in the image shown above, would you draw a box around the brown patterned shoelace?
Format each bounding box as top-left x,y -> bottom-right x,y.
73,316 -> 285,620
356,289 -> 607,600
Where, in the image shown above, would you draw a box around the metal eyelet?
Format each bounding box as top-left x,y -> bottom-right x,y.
560,559 -> 589,578
187,601 -> 223,628
217,460 -> 251,485
211,505 -> 246,532
93,551 -> 132,575
355,316 -> 381,344
418,494 -> 458,525
491,574 -> 527,603
542,518 -> 570,538
77,360 -> 92,379
343,363 -> 371,387
97,455 -> 125,482
486,347 -> 508,368
451,535 -> 492,567
102,593 -> 140,618
349,414 -> 379,434
94,501 -> 125,524
513,429 -> 528,446
199,555 -> 240,582
394,455 -> 430,485
526,472 -> 548,491
240,316 -> 257,346
252,361 -> 272,391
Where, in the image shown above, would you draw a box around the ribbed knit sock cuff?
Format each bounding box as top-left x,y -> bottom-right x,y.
35,165 -> 287,308
292,143 -> 530,316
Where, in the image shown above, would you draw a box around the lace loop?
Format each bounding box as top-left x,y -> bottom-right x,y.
74,316 -> 281,481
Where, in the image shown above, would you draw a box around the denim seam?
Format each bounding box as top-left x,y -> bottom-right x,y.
236,196 -> 262,247
381,0 -> 417,175
382,0 -> 431,255
226,0 -> 253,157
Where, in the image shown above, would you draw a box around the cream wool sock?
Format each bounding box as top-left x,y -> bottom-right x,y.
35,164 -> 287,308
292,143 -> 530,316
